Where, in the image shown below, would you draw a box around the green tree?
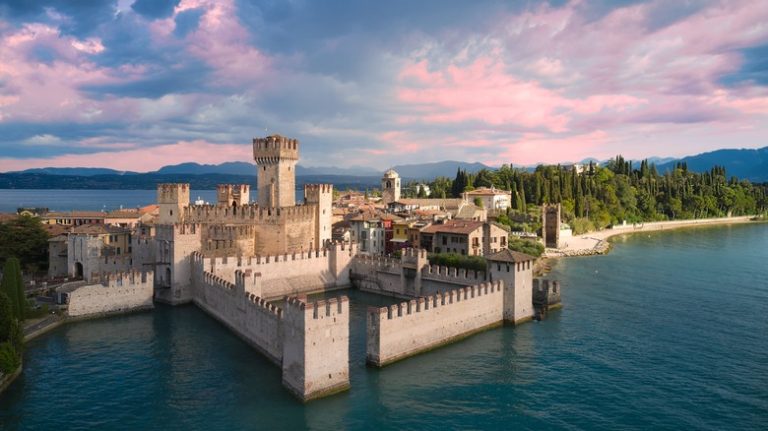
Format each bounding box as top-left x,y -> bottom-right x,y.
0,292 -> 12,343
0,215 -> 50,273
1,257 -> 25,320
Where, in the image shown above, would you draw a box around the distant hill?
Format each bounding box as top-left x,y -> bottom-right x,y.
155,162 -> 256,175
10,167 -> 136,176
391,161 -> 493,179
656,147 -> 768,182
0,172 -> 381,190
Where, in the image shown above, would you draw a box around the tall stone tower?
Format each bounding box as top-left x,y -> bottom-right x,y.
216,184 -> 250,207
381,169 -> 401,205
304,184 -> 333,248
157,183 -> 190,224
253,135 -> 299,208
542,204 -> 561,248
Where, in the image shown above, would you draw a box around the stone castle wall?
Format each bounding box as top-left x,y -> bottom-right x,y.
282,296 -> 350,401
366,281 -> 504,366
190,255 -> 350,401
68,271 -> 154,317
193,269 -> 283,363
199,242 -> 355,299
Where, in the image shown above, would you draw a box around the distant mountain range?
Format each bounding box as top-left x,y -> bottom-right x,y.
655,147 -> 768,181
8,160 -> 491,179
2,146 -> 766,189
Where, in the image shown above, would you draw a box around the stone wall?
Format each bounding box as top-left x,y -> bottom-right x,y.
282,296 -> 350,401
67,271 -> 154,317
190,256 -> 351,401
192,269 -> 283,363
200,242 -> 355,299
366,281 -> 504,366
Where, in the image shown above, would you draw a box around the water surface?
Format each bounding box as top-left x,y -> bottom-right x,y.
1,224 -> 767,430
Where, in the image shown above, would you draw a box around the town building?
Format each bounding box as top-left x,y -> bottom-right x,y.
420,220 -> 508,256
462,187 -> 513,211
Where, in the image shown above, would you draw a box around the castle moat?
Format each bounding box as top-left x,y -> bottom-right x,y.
2,224 -> 766,430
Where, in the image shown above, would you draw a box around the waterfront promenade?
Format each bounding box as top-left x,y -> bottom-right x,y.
545,216 -> 758,257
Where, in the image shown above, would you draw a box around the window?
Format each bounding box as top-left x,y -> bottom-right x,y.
442,236 -> 447,245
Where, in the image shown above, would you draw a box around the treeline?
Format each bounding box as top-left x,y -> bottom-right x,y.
426,156 -> 768,231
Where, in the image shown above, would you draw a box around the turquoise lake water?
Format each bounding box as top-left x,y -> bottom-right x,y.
0,189 -> 306,212
1,224 -> 767,430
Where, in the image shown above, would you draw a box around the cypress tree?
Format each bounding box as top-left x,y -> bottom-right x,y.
1,257 -> 25,320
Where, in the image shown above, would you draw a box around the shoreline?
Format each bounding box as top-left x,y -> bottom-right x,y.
544,216 -> 763,258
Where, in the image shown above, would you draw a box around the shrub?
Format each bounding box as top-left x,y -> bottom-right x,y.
428,253 -> 487,272
508,237 -> 544,257
0,342 -> 20,374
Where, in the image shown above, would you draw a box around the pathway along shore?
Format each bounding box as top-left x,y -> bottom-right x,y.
544,216 -> 761,258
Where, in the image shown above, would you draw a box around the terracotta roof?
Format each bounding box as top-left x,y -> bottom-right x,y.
71,224 -> 130,235
43,224 -> 71,237
139,204 -> 159,215
486,248 -> 536,263
45,211 -> 105,218
104,211 -> 141,218
0,213 -> 18,222
420,220 -> 484,235
393,198 -> 463,209
463,187 -> 511,196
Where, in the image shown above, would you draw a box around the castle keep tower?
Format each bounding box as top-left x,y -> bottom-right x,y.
381,169 -> 401,205
253,135 -> 299,208
217,184 -> 250,207
157,183 -> 190,224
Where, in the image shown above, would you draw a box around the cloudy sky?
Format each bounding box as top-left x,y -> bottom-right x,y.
0,0 -> 767,172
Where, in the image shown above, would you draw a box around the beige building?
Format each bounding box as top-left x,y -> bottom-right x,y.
463,187 -> 512,211
420,220 -> 508,256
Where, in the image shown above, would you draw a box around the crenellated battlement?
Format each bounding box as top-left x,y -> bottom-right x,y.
366,280 -> 505,366
183,203 -> 317,224
421,265 -> 486,283
205,224 -> 256,240
303,184 -> 333,195
173,223 -> 202,235
244,291 -> 282,318
253,135 -> 299,163
371,281 -> 503,321
285,295 -> 349,320
157,183 -> 190,204
202,270 -> 235,291
217,184 -> 251,206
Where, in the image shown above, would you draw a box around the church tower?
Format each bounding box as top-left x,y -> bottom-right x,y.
253,135 -> 299,208
381,169 -> 401,205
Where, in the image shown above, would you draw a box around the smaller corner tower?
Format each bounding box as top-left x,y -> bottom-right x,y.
217,184 -> 250,207
157,183 -> 190,224
381,169 -> 401,205
253,135 -> 299,208
304,184 -> 333,248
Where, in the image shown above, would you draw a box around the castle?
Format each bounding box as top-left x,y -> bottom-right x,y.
59,134 -> 560,402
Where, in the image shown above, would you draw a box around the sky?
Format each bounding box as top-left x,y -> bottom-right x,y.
0,0 -> 767,172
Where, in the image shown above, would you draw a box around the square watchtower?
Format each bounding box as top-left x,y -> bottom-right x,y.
253,135 -> 299,208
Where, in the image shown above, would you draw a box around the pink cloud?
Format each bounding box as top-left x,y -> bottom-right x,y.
493,130 -> 610,166
0,140 -> 253,172
397,57 -> 644,133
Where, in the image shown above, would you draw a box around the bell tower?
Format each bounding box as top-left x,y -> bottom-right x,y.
381,169 -> 401,205
253,135 -> 299,208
